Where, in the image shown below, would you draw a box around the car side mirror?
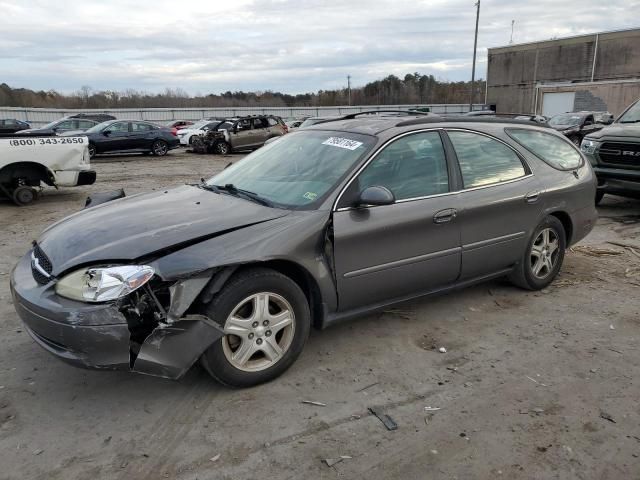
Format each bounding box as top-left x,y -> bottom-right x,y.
357,186 -> 395,207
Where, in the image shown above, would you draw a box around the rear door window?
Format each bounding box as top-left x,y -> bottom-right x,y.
506,129 -> 583,170
447,131 -> 526,188
132,122 -> 154,132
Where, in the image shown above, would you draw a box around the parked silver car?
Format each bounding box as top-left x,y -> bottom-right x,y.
10,113 -> 597,387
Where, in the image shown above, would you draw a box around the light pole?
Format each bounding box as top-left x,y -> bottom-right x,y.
469,0 -> 480,112
347,75 -> 352,106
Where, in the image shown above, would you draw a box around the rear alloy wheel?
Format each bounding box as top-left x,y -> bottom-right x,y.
12,185 -> 37,206
509,216 -> 566,290
215,141 -> 231,155
200,268 -> 310,387
152,140 -> 168,156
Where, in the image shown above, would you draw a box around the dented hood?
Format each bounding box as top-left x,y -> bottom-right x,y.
38,185 -> 290,276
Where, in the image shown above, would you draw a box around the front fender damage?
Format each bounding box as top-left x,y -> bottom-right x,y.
122,273 -> 224,379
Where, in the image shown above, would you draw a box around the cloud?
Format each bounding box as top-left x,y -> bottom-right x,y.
0,0 -> 638,94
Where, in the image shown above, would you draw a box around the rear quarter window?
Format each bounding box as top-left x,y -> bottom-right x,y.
506,129 -> 583,170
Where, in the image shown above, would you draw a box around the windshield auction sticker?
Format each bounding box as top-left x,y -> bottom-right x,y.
322,137 -> 363,150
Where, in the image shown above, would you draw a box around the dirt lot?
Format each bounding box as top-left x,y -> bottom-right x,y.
0,149 -> 639,480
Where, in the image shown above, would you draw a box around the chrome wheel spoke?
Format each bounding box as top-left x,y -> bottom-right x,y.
269,310 -> 293,333
252,293 -> 270,322
532,258 -> 544,275
261,337 -> 283,362
542,228 -> 550,246
548,239 -> 559,254
232,339 -> 256,366
225,316 -> 252,336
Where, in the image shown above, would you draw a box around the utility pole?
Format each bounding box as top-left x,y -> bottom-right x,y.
347,75 -> 352,106
469,0 -> 480,112
509,19 -> 515,44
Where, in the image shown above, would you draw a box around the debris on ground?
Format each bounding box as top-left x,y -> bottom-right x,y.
356,382 -> 379,392
526,375 -> 548,387
570,245 -> 624,257
324,456 -> 352,467
32,449 -> 43,456
607,241 -> 640,259
369,407 -> 398,431
599,411 -> 616,423
209,454 -> 221,462
424,407 -> 442,412
301,400 -> 327,407
446,366 -> 458,372
438,347 -> 447,353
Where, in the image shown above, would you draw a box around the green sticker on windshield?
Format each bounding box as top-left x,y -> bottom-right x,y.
303,192 -> 318,201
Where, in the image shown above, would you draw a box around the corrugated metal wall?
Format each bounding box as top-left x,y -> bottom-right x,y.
0,104 -> 485,127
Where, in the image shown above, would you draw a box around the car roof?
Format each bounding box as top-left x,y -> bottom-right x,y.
305,112 -> 549,136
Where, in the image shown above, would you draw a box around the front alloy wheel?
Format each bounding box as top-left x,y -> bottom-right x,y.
200,268 -> 310,387
222,292 -> 295,372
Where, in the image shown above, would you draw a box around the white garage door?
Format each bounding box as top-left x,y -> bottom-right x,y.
542,92 -> 576,117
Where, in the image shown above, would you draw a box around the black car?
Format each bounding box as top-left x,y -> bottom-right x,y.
548,112 -> 606,145
63,120 -> 180,157
0,118 -> 30,134
581,99 -> 640,203
17,117 -> 100,136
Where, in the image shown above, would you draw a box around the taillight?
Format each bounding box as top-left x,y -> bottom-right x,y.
171,127 -> 178,136
283,125 -> 289,133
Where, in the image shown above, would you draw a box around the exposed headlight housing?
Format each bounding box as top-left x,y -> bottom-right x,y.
56,265 -> 155,302
581,139 -> 600,154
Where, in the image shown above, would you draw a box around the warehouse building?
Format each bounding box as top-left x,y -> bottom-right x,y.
486,27 -> 640,117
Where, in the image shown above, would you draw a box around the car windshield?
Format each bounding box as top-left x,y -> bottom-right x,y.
618,100 -> 640,123
84,121 -> 113,133
549,114 -> 582,126
40,119 -> 65,129
206,130 -> 375,208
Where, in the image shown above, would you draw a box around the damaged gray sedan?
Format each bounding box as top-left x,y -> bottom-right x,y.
10,113 -> 598,387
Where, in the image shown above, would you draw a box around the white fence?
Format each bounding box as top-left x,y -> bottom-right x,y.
0,104 -> 486,127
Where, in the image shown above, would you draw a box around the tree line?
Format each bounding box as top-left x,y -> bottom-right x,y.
0,73 -> 485,109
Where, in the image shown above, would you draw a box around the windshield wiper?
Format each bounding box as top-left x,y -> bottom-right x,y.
209,183 -> 273,207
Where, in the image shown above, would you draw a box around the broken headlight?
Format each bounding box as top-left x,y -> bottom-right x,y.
580,139 -> 600,154
55,265 -> 155,302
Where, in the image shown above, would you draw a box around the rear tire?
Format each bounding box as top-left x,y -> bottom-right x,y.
152,140 -> 168,156
509,216 -> 566,290
200,268 -> 310,388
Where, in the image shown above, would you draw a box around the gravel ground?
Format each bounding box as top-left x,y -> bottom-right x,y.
0,149 -> 639,480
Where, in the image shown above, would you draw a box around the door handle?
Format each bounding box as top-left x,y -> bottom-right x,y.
525,191 -> 541,204
433,208 -> 457,224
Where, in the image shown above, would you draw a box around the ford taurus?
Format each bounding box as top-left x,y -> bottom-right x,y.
10,113 -> 597,387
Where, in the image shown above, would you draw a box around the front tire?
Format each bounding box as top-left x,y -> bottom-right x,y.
152,140 -> 169,156
200,268 -> 310,387
509,216 -> 566,290
215,141 -> 231,155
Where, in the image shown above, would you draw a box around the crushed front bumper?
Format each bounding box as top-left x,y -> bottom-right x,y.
9,252 -> 224,379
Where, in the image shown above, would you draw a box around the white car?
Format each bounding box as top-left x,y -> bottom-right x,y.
178,119 -> 229,146
0,136 -> 95,205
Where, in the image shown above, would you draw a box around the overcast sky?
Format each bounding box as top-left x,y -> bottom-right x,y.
0,0 -> 637,95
